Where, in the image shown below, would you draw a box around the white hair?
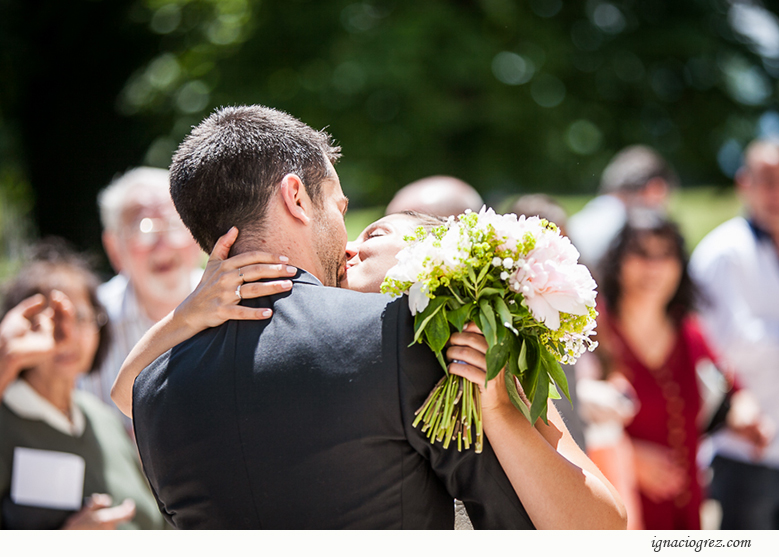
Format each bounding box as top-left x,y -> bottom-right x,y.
98,167 -> 170,232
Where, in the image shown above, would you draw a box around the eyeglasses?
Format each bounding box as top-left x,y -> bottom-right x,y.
627,250 -> 677,262
73,308 -> 108,330
122,216 -> 194,249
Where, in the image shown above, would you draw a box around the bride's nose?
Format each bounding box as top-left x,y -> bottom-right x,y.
345,241 -> 359,260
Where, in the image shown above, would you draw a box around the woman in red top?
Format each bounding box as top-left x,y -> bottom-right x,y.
593,210 -> 727,529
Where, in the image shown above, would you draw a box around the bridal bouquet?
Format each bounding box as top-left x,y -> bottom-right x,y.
381,207 -> 598,453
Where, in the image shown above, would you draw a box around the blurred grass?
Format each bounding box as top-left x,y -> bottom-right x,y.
347,186 -> 743,250
666,187 -> 743,249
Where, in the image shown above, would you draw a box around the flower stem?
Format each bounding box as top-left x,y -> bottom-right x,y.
412,374 -> 483,453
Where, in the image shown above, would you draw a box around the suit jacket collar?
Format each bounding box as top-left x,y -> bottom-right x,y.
292,268 -> 324,287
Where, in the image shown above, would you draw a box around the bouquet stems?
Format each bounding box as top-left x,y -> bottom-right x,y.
413,374 -> 483,453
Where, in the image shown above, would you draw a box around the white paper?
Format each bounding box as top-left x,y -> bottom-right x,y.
11,447 -> 85,510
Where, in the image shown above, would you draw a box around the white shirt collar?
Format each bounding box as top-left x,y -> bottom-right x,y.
3,379 -> 85,437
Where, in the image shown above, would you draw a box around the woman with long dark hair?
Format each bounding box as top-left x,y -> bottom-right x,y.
593,210 -> 766,529
0,240 -> 166,529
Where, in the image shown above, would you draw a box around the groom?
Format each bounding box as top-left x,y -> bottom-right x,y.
132,105 -> 533,529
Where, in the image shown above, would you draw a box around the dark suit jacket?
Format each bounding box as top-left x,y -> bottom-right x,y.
133,271 -> 534,529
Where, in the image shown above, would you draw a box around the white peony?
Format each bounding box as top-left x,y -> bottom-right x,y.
509,233 -> 597,331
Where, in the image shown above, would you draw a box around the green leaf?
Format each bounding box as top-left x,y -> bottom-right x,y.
548,381 -> 561,400
494,317 -> 508,346
543,350 -> 571,402
424,304 -> 450,353
412,296 -> 449,345
476,262 -> 491,285
485,338 -> 511,383
504,371 -> 531,421
529,369 -> 549,425
477,287 -> 503,299
521,339 -> 542,402
507,337 -> 521,378
517,338 -> 529,373
467,265 -> 477,285
447,286 -> 465,305
434,349 -> 448,373
478,299 -> 498,346
447,302 -> 474,332
493,296 -> 514,331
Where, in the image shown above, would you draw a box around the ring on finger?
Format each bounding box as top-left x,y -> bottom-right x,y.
235,283 -> 243,300
238,267 -> 244,281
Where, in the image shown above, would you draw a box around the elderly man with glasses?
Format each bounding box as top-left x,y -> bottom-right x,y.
78,167 -> 203,433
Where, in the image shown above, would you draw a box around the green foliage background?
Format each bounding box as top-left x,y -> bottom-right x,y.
0,0 -> 776,268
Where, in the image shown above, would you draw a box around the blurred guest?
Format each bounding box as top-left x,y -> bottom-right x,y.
511,193 -> 585,451
78,167 -> 202,429
510,194 -> 569,235
0,240 -> 166,529
567,145 -> 677,272
385,175 -> 484,217
690,139 -> 779,529
587,210 -> 768,530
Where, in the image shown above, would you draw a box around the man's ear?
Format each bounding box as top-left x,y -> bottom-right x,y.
102,231 -> 125,274
279,173 -> 312,225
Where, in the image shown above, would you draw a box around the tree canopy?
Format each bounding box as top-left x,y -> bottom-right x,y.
2,0 -> 778,259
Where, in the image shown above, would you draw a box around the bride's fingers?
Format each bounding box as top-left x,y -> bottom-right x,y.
237,262 -> 297,283
216,249 -> 290,272
209,227 -> 239,262
446,344 -> 487,372
448,330 -> 488,355
448,360 -> 487,387
233,280 -> 293,300
219,305 -> 274,321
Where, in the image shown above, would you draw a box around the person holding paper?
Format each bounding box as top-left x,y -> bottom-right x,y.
0,239 -> 166,529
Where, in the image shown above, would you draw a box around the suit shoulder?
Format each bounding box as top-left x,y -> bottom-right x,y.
288,284 -> 403,327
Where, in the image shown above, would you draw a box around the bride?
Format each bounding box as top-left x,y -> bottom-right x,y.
111,211 -> 627,530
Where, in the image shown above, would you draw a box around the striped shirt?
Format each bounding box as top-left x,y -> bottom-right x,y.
77,272 -> 202,435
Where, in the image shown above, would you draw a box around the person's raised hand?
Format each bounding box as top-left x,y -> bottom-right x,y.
50,289 -> 77,344
61,494 -> 136,530
176,226 -> 297,333
0,294 -> 56,392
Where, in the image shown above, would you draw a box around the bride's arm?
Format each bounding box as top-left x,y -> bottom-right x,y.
111,227 -> 296,418
447,324 -> 627,530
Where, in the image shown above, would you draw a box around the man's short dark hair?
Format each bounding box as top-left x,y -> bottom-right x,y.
599,145 -> 679,195
169,105 -> 342,252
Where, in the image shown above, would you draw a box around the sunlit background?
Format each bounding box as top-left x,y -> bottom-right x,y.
2,0 -> 779,274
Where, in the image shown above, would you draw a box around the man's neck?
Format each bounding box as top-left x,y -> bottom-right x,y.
232,233 -> 326,286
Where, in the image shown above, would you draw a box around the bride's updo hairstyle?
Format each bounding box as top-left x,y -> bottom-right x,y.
169,105 -> 342,253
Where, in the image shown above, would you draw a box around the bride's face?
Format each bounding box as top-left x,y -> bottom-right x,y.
339,214 -> 420,293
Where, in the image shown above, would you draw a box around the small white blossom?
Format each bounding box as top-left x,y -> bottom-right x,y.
408,282 -> 431,315
492,256 -> 502,267
502,257 -> 514,269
